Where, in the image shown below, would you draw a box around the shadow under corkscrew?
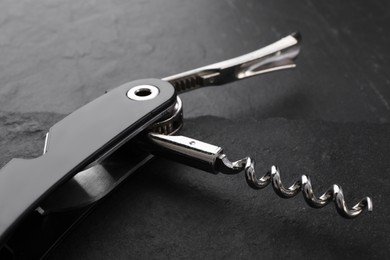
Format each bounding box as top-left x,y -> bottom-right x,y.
218,154 -> 373,219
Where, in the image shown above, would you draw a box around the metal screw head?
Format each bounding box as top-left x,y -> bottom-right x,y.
127,85 -> 159,101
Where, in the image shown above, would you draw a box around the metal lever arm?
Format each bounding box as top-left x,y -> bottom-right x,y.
163,33 -> 301,93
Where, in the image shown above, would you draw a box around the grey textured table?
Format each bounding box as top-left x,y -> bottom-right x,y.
0,0 -> 389,259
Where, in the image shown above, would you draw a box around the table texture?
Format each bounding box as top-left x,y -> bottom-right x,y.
0,0 -> 389,259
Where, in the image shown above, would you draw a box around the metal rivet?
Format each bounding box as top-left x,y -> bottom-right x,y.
127,85 -> 159,101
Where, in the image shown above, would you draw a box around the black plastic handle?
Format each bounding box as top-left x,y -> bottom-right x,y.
0,78 -> 176,244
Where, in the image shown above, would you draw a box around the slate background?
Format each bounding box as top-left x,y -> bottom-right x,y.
0,0 -> 389,259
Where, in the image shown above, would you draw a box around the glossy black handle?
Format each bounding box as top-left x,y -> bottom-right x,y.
0,78 -> 176,245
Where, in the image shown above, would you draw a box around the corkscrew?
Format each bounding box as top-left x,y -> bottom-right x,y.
0,32 -> 372,259
147,134 -> 373,219
147,32 -> 372,219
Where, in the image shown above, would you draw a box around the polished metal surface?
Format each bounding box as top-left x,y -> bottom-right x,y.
148,133 -> 222,173
39,151 -> 154,213
126,85 -> 159,101
150,34 -> 301,133
147,134 -> 373,219
149,97 -> 183,135
162,33 -> 301,93
240,159 -> 373,219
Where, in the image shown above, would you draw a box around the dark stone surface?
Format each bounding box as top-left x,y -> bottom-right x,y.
0,112 -> 64,168
1,0 -> 390,259
0,0 -> 389,123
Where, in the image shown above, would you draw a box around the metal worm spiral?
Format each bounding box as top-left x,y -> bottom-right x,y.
147,133 -> 373,219
217,155 -> 373,218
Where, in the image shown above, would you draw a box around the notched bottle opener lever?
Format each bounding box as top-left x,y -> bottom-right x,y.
0,33 -> 372,259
